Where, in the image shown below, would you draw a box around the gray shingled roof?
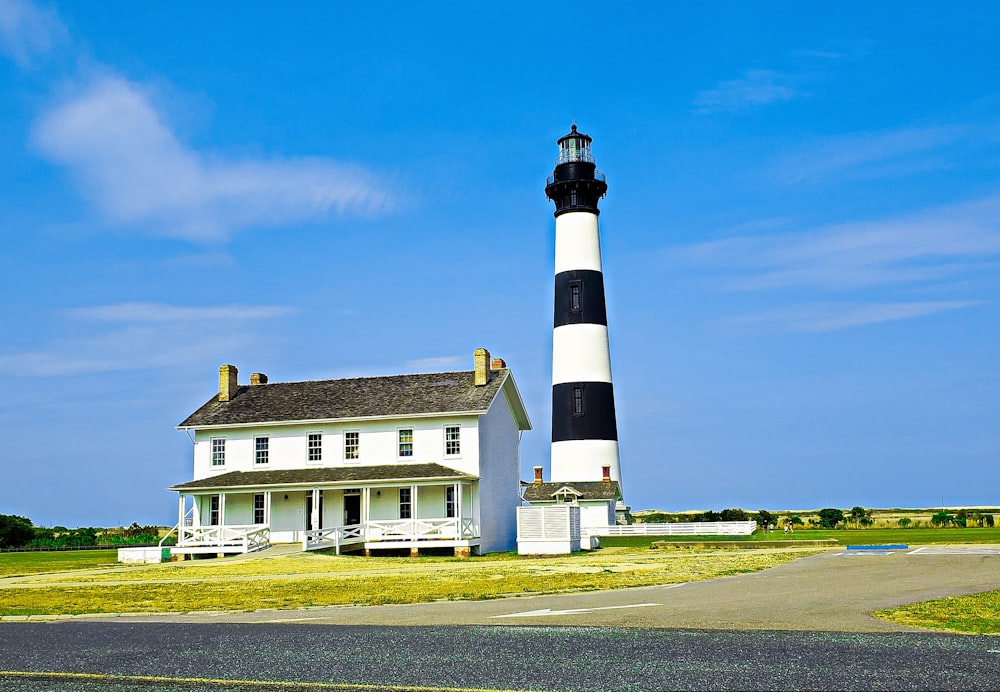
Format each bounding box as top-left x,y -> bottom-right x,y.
179,369 -> 528,428
170,463 -> 472,491
522,481 -> 622,502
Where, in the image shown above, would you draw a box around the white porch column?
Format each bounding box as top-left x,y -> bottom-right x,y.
363,487 -> 371,522
177,495 -> 185,527
264,491 -> 271,526
411,484 -> 418,523
219,493 -> 227,527
455,482 -> 462,530
192,496 -> 202,527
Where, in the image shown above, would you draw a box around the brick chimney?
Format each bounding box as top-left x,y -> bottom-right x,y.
602,465 -> 611,483
250,372 -> 268,386
491,357 -> 506,370
219,364 -> 238,402
474,348 -> 491,386
533,466 -> 543,484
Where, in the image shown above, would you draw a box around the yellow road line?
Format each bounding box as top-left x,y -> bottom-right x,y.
0,670 -> 542,692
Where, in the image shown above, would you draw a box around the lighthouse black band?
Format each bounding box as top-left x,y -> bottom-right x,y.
551,382 -> 619,442
553,270 -> 607,327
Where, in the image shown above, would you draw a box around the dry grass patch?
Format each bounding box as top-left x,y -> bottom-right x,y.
0,547 -> 820,616
874,590 -> 1000,635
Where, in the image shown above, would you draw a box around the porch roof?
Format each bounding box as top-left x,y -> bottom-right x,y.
170,463 -> 474,492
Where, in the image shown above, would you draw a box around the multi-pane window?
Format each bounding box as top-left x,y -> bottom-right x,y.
398,429 -> 413,458
255,436 -> 269,465
211,438 -> 226,466
445,426 -> 461,456
209,495 -> 220,525
572,385 -> 585,416
344,431 -> 359,460
446,486 -> 456,518
399,488 -> 412,519
253,494 -> 265,524
307,433 -> 322,463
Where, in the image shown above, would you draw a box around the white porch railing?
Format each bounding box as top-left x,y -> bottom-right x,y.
367,517 -> 476,541
303,518 -> 479,553
302,525 -> 365,554
585,521 -> 758,537
176,524 -> 270,553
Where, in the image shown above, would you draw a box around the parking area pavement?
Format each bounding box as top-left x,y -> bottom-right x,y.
73,545 -> 1000,632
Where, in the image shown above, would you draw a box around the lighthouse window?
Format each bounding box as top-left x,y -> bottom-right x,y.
570,190 -> 578,206
572,385 -> 585,416
569,281 -> 582,313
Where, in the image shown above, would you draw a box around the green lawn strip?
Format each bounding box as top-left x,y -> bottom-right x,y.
0,550 -> 120,577
873,590 -> 1000,635
602,527 -> 1000,548
0,550 -> 816,616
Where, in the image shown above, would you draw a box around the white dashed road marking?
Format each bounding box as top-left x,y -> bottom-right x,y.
908,547 -> 1000,555
490,603 -> 661,618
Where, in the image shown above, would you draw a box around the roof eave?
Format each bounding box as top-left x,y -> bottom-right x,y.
169,472 -> 478,493
176,409 -> 489,432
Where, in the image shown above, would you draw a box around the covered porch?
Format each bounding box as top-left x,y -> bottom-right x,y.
167,464 -> 480,558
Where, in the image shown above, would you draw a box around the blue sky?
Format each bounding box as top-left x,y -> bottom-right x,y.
1,1 -> 998,527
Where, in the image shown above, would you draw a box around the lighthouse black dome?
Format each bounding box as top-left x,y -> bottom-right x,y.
545,125 -> 608,217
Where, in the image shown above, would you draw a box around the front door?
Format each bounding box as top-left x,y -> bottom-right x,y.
305,491 -> 324,531
344,494 -> 361,525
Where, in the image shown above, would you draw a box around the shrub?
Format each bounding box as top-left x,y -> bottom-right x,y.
817,508 -> 845,529
898,517 -> 912,528
931,511 -> 954,527
0,515 -> 35,549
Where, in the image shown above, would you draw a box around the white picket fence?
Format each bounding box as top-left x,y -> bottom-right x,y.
586,521 -> 757,537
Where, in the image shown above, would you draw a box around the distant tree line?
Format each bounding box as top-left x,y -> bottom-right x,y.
632,506 -> 996,530
0,515 -> 164,550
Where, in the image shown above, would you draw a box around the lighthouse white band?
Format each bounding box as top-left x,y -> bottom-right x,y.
551,440 -> 622,484
554,212 -> 603,274
552,324 -> 613,385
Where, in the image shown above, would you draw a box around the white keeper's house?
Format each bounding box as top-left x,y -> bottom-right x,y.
168,348 -> 531,558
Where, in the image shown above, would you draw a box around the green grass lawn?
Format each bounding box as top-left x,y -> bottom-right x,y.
874,590 -> 1000,635
0,550 -> 120,577
0,547 -> 820,616
602,527 -> 1000,548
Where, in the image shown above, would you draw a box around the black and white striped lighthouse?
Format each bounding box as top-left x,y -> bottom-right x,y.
544,125 -> 623,492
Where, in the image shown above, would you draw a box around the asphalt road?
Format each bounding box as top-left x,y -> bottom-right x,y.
1,621 -> 999,691
2,547 -> 999,690
66,547 -> 1000,631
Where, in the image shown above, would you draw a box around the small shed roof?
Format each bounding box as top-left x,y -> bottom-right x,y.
521,480 -> 622,502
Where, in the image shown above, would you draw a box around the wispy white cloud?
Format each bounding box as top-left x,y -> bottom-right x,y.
724,301 -> 981,333
694,69 -> 797,114
0,0 -> 68,67
32,73 -> 393,241
67,302 -> 295,323
0,302 -> 295,376
672,195 -> 1000,292
406,355 -> 465,369
769,126 -> 968,185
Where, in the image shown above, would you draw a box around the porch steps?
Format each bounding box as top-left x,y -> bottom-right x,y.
224,543 -> 302,560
